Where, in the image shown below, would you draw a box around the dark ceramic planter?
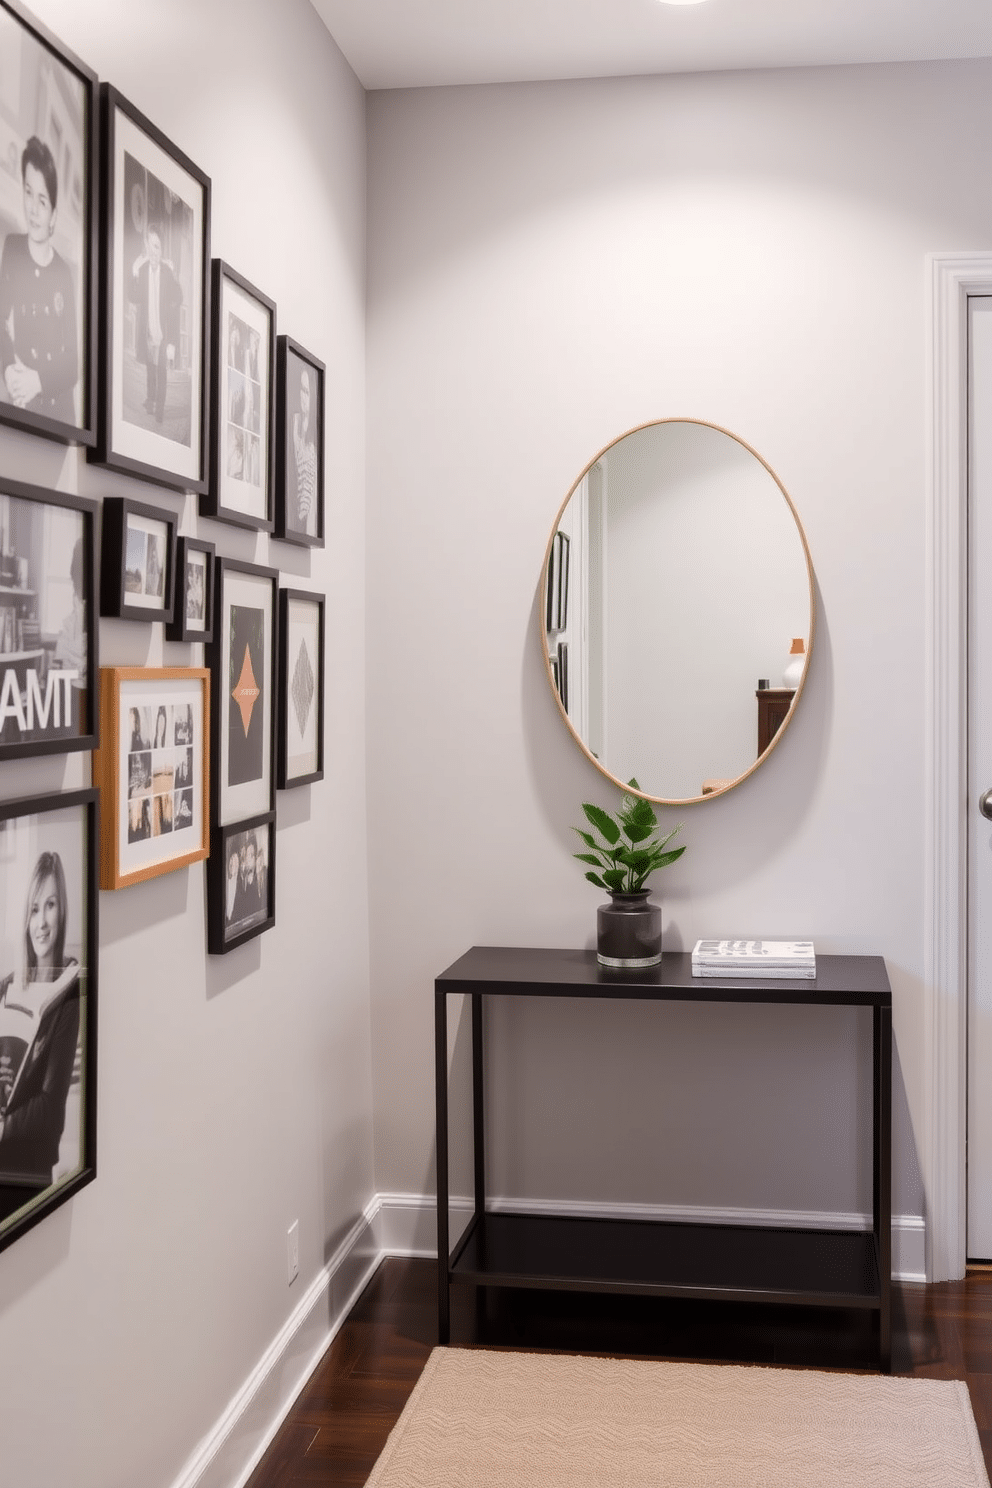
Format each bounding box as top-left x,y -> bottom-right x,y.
596,890 -> 661,969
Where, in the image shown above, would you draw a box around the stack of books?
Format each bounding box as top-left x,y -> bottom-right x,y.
691,939 -> 816,979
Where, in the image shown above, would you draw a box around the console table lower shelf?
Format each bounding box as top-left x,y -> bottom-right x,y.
435,945 -> 892,1371
449,1211 -> 883,1311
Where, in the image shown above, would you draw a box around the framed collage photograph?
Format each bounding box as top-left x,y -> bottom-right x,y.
0,477 -> 97,760
92,667 -> 209,890
275,335 -> 324,547
100,496 -> 175,623
0,786 -> 98,1256
206,558 -> 277,827
0,1 -> 99,447
165,535 -> 214,643
206,810 -> 275,955
278,588 -> 323,789
93,83 -> 210,492
202,260 -> 275,531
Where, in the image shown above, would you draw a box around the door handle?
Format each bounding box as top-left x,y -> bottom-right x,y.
981,789 -> 992,820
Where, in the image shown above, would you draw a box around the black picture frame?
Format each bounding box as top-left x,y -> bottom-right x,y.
207,810 -> 275,955
205,557 -> 277,828
0,476 -> 97,760
201,260 -> 275,532
99,496 -> 176,624
277,588 -> 324,789
0,0 -> 99,447
0,786 -> 98,1256
274,335 -> 324,547
165,536 -> 215,643
546,530 -> 569,633
90,83 -> 211,492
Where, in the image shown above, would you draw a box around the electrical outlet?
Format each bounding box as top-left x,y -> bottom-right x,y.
287,1220 -> 299,1285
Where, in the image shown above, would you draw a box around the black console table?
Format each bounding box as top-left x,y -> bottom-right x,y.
435,946 -> 892,1370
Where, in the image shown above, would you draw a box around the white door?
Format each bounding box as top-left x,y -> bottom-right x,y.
967,294 -> 992,1259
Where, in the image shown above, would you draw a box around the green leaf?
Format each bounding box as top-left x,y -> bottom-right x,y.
573,852 -> 605,867
652,846 -> 687,869
572,828 -> 601,851
622,821 -> 653,845
581,803 -> 620,844
619,849 -> 652,871
584,871 -> 608,890
602,868 -> 627,890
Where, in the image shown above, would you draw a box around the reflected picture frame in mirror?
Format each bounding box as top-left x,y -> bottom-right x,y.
541,418 -> 815,805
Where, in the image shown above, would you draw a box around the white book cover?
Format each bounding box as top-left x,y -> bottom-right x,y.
691,963 -> 817,979
691,939 -> 815,966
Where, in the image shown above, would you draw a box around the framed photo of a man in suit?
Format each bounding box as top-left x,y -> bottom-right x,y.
91,85 -> 210,493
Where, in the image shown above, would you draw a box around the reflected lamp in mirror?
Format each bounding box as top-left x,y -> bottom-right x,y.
541,419 -> 815,804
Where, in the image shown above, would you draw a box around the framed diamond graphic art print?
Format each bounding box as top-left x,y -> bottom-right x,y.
205,558 -> 277,826
277,588 -> 323,789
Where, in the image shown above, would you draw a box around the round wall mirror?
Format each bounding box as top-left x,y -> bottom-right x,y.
541,418 -> 815,804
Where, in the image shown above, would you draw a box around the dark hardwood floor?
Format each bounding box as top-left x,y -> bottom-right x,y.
245,1259 -> 992,1487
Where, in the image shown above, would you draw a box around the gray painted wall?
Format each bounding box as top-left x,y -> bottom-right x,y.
365,60 -> 992,1228
0,3 -> 372,1486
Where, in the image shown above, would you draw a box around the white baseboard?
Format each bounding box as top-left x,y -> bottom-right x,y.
169,1191 -> 926,1488
169,1200 -> 382,1488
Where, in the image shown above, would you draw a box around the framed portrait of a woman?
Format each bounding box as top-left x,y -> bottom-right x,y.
91,83 -> 210,492
274,336 -> 324,547
0,1 -> 99,446
0,786 -> 98,1255
201,260 -> 275,532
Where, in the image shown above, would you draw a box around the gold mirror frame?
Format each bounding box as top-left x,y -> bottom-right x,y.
540,418 -> 816,805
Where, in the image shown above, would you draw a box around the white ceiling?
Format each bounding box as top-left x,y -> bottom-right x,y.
309,0 -> 992,92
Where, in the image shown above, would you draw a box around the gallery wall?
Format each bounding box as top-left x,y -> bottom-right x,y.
365,60 -> 992,1246
0,3 -> 371,1488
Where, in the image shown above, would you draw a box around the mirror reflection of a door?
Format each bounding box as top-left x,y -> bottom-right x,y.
543,419 -> 814,804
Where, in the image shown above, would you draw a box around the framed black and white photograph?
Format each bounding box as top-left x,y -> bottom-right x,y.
100,496 -> 176,624
93,667 -> 209,890
275,335 -> 324,547
165,535 -> 214,643
0,477 -> 96,759
206,558 -> 277,827
92,83 -> 210,492
202,260 -> 274,531
278,588 -> 323,789
0,1 -> 99,446
0,786 -> 97,1255
207,811 -> 275,955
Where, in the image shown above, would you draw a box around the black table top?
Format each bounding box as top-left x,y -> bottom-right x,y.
436,946 -> 891,1007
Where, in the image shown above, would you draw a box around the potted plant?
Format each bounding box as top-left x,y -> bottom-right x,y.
573,781 -> 685,968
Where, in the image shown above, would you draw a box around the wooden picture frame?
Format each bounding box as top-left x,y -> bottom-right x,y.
207,810 -> 275,955
274,335 -> 324,547
0,477 -> 97,760
0,786 -> 98,1256
99,496 -> 176,624
91,83 -> 210,492
165,536 -> 214,643
92,667 -> 209,890
201,260 -> 275,532
206,558 -> 277,827
278,588 -> 324,789
0,0 -> 99,447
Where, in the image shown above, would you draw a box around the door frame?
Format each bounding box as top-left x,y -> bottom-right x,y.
926,252 -> 992,1281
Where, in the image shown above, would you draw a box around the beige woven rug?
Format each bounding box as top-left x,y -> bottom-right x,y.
366,1346 -> 990,1487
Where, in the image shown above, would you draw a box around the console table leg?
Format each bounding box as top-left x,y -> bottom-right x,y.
874,1003 -> 892,1372
435,986 -> 450,1344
